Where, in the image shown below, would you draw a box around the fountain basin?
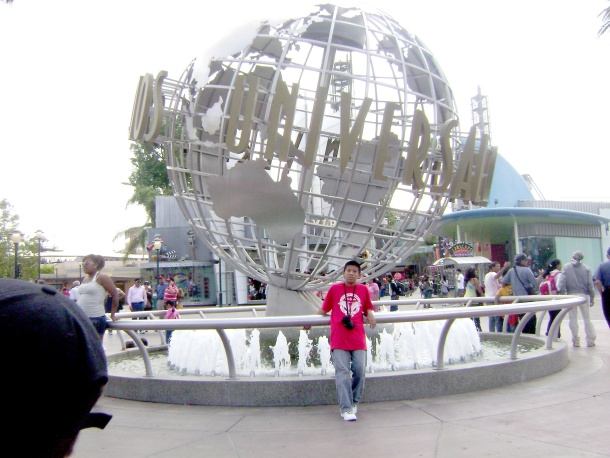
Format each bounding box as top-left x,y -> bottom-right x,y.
104,333 -> 568,406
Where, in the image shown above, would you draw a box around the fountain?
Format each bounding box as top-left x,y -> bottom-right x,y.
105,316 -> 568,407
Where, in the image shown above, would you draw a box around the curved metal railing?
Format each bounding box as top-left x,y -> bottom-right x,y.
107,295 -> 585,378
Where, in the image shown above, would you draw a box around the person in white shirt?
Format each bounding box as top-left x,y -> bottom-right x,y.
126,279 -> 148,315
484,261 -> 511,331
456,269 -> 465,297
69,280 -> 80,303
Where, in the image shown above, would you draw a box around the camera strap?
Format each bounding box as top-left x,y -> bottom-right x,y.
343,283 -> 355,317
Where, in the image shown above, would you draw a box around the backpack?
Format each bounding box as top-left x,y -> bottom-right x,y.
390,280 -> 399,298
539,272 -> 558,295
396,282 -> 404,296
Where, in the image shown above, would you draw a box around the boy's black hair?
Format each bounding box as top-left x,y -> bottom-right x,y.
343,260 -> 361,272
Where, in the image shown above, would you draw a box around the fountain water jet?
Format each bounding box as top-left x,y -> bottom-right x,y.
271,331 -> 291,377
166,320 -> 482,377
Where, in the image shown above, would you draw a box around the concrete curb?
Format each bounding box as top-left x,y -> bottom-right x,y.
104,333 -> 568,406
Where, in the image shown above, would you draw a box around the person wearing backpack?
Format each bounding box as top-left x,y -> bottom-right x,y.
539,259 -> 563,339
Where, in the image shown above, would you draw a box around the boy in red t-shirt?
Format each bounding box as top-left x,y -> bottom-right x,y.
317,260 -> 376,421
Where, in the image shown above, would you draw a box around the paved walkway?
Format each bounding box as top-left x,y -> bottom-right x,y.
73,300 -> 610,457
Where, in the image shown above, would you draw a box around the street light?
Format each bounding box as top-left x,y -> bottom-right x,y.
10,230 -> 22,279
214,258 -> 223,306
34,230 -> 45,281
153,234 -> 163,286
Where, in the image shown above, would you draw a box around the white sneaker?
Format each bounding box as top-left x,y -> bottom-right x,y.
352,404 -> 358,414
587,342 -> 596,347
341,410 -> 357,421
573,338 -> 580,347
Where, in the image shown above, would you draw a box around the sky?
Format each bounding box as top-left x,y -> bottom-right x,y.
1,0 -> 609,256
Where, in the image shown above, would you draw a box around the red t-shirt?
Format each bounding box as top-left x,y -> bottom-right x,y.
164,282 -> 179,302
322,282 -> 373,351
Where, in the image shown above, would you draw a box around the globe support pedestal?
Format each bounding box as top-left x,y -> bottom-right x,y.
265,286 -> 321,316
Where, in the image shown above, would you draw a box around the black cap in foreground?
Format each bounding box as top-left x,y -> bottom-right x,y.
0,279 -> 112,456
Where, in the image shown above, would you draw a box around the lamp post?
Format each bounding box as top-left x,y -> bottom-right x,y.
153,235 -> 163,286
34,230 -> 45,281
10,230 -> 22,279
218,259 -> 223,306
214,258 -> 223,306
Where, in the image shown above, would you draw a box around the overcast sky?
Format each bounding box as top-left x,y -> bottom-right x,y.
1,0 -> 608,255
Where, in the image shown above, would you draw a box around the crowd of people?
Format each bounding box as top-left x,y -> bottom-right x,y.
451,250 -> 605,346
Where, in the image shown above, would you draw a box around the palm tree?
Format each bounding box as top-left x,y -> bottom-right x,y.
113,224 -> 151,260
599,1 -> 610,37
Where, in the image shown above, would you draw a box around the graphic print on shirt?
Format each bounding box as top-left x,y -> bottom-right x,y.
340,292 -> 362,317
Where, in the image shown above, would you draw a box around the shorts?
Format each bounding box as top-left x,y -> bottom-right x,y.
89,316 -> 108,335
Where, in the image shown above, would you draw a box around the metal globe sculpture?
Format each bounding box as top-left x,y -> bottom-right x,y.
130,3 -> 495,315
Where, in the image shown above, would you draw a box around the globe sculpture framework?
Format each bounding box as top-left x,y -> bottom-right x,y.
131,3 -> 493,315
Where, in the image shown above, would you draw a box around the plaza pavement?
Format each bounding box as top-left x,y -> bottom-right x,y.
73,293 -> 610,457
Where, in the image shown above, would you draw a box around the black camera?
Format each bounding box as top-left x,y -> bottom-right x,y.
341,315 -> 355,330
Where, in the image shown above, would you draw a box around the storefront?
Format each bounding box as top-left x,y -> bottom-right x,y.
140,261 -> 217,306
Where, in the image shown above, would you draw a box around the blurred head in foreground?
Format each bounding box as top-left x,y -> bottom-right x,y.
0,279 -> 111,457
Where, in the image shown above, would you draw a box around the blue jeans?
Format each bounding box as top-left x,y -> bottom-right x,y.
332,349 -> 366,413
131,301 -> 144,312
89,316 -> 108,337
489,316 -> 503,332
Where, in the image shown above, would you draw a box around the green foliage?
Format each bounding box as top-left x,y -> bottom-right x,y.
425,235 -> 438,246
123,141 -> 172,225
113,224 -> 150,259
0,199 -> 55,280
386,210 -> 399,228
118,140 -> 175,260
0,199 -> 20,278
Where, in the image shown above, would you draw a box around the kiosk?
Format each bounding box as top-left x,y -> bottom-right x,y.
431,256 -> 492,295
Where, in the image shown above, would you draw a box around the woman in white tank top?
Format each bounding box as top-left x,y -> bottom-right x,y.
78,254 -> 119,341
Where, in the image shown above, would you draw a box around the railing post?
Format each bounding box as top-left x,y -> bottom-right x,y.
216,328 -> 237,379
510,311 -> 537,360
435,318 -> 455,370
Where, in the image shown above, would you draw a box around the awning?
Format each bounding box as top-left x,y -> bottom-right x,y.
433,256 -> 491,267
433,207 -> 610,244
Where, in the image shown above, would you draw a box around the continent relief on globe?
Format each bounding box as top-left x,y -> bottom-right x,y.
207,159 -> 306,244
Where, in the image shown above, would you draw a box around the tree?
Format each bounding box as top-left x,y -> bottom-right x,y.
118,141 -> 173,258
0,199 -> 55,280
599,1 -> 610,37
0,199 -> 21,278
124,141 -> 172,223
